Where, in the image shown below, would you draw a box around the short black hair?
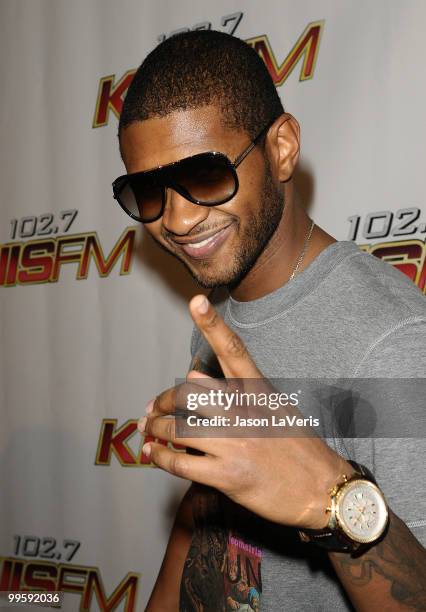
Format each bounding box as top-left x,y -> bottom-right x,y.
118,30 -> 284,141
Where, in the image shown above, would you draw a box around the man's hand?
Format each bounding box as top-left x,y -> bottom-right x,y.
139,294 -> 354,530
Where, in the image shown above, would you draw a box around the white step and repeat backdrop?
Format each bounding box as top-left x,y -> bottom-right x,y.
1,1 -> 425,609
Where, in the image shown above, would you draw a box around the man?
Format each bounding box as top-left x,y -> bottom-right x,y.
113,31 -> 426,611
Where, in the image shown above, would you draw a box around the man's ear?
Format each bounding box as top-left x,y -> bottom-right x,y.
266,113 -> 300,182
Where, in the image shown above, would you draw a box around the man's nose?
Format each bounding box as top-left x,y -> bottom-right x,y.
161,187 -> 210,235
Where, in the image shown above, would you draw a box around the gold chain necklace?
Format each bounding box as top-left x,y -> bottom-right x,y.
289,219 -> 315,281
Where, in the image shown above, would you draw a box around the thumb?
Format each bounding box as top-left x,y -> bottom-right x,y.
187,369 -> 213,380
189,294 -> 260,378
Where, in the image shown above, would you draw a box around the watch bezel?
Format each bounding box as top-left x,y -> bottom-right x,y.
334,478 -> 389,544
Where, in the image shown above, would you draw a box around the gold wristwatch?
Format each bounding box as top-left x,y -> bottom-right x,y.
299,461 -> 389,553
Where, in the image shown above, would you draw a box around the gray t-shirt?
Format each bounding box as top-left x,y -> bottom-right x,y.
183,240 -> 426,611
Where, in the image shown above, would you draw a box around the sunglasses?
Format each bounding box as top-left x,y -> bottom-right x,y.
112,118 -> 275,223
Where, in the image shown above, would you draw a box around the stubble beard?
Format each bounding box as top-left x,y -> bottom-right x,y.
183,156 -> 285,289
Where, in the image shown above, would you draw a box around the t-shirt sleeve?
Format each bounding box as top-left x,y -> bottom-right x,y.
348,317 -> 426,544
353,317 -> 426,378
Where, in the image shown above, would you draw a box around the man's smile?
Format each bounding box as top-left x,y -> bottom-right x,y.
167,223 -> 235,260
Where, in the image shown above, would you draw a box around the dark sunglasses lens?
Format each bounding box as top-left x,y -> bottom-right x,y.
114,154 -> 237,222
174,154 -> 236,204
117,175 -> 163,222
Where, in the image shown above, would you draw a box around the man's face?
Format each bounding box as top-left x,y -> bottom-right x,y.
119,105 -> 284,289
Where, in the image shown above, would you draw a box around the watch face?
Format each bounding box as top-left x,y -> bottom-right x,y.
335,479 -> 388,543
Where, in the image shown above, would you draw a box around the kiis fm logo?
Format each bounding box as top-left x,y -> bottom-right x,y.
349,208 -> 426,293
1,534 -> 139,611
360,240 -> 426,294
92,19 -> 324,128
95,419 -> 184,466
0,228 -> 135,287
0,558 -> 138,610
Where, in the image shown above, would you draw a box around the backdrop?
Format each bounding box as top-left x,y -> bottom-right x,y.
1,1 -> 425,609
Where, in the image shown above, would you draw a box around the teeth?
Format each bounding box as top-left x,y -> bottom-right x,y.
187,234 -> 218,249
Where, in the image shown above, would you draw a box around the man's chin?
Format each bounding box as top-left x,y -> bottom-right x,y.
151,234 -> 252,289
181,258 -> 237,289
152,235 -> 238,287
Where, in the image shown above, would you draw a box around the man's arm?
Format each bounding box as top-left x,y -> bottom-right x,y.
145,349 -> 216,611
145,483 -> 195,612
330,510 -> 426,611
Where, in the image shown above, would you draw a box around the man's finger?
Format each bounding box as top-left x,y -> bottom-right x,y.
142,442 -> 221,486
138,412 -> 230,456
187,369 -> 248,402
186,369 -> 230,392
150,379 -> 220,415
187,369 -> 213,380
189,295 -> 261,378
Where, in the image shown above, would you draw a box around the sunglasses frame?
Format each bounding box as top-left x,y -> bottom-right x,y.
112,117 -> 276,223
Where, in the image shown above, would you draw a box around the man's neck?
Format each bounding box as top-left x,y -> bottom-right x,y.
230,192 -> 337,302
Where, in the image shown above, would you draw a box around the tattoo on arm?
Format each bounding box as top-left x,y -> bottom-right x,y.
180,489 -> 227,612
336,512 -> 426,609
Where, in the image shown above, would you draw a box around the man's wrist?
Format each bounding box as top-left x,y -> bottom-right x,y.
300,460 -> 389,553
302,457 -> 357,530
